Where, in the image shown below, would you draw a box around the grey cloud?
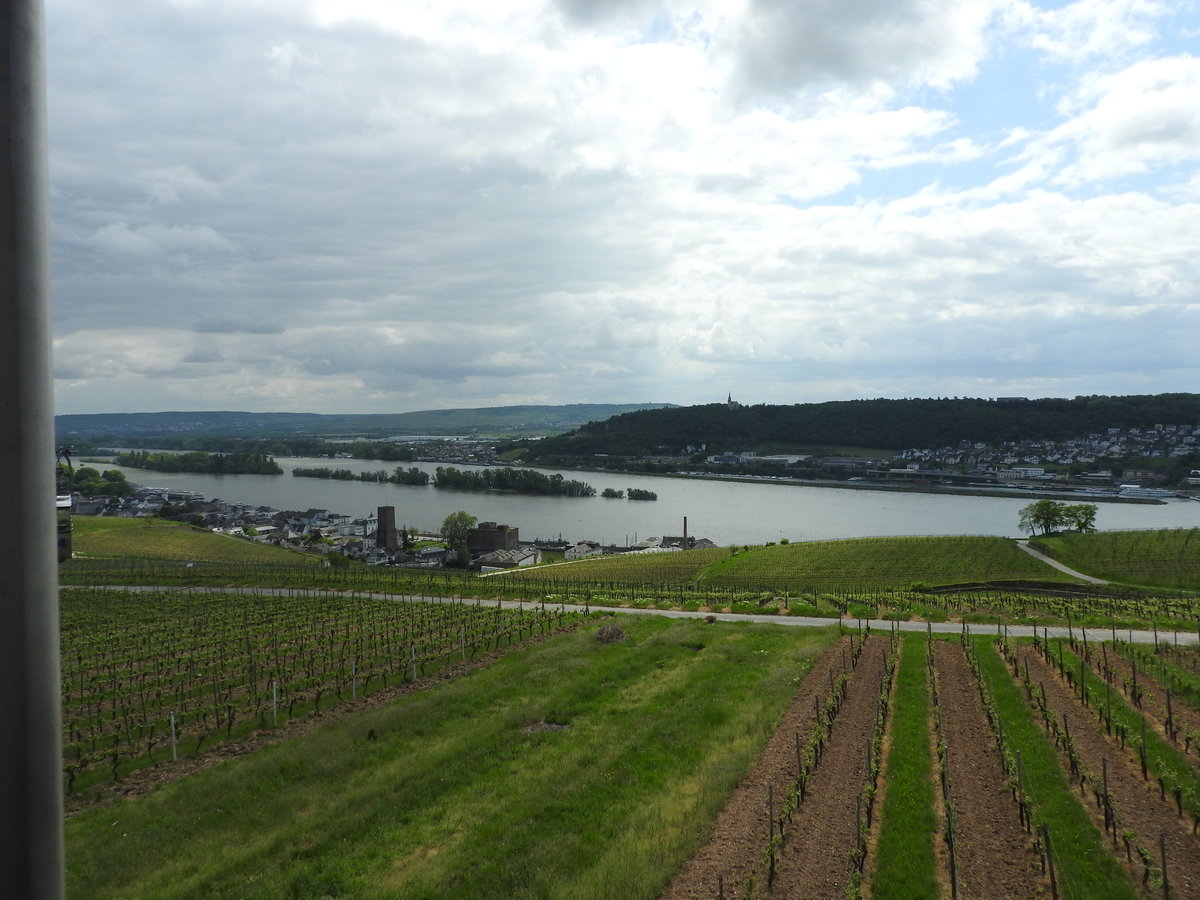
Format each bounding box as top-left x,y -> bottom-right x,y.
193,318 -> 284,336
554,0 -> 660,28
727,0 -> 990,99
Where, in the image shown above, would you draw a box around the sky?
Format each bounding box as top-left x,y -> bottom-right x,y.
46,0 -> 1200,415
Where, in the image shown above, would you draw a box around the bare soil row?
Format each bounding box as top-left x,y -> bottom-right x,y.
768,636 -> 890,897
931,641 -> 1049,900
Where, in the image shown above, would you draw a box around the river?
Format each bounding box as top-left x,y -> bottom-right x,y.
95,457 -> 1200,546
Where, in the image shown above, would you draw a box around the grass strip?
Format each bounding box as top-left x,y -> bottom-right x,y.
66,616 -> 839,900
972,635 -> 1137,900
870,634 -> 938,899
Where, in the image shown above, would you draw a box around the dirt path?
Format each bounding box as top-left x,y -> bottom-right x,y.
766,637 -> 891,898
1020,645 -> 1200,899
1015,540 -> 1109,583
932,641 -> 1049,900
660,635 -> 858,899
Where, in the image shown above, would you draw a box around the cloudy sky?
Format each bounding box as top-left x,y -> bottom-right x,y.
47,0 -> 1200,415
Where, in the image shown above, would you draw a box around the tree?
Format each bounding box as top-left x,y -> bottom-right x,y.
440,510 -> 477,566
1018,499 -> 1097,535
1063,503 -> 1098,533
1018,499 -> 1066,535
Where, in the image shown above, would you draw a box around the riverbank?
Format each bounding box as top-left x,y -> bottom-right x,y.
86,455 -> 1200,546
597,468 -> 1177,505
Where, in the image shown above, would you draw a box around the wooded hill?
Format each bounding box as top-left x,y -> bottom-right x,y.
55,403 -> 674,443
522,394 -> 1200,459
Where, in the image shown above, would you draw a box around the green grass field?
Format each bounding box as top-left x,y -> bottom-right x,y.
65,616 -> 839,899
67,516 -> 318,566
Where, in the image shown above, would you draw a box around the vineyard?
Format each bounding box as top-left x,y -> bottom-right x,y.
65,617 -> 842,899
699,535 -> 1077,591
59,523 -> 1200,896
491,535 -> 1079,592
60,587 -> 575,798
64,598 -> 1200,897
1033,528 -> 1200,591
663,624 -> 1200,899
63,550 -> 1200,635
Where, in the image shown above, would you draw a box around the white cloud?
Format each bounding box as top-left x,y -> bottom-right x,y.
1011,0 -> 1165,64
1050,55 -> 1200,184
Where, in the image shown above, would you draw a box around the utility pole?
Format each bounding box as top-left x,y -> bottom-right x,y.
0,1 -> 65,897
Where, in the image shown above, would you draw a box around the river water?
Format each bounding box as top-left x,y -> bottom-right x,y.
96,457 -> 1200,546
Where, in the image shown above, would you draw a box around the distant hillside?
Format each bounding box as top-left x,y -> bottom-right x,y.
524,394 -> 1200,459
55,403 -> 675,441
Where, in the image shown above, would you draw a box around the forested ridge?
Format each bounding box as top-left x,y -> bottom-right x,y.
56,403 -> 673,441
525,394 -> 1200,458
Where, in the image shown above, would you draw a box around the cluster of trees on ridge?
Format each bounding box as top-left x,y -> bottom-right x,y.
522,394 -> 1200,460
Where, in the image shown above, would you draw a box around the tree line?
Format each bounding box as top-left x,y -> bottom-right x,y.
433,466 -> 595,496
600,487 -> 659,500
292,466 -> 430,485
114,450 -> 283,475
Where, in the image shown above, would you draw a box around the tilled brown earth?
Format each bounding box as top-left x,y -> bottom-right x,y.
932,641 -> 1049,900
768,636 -> 890,898
1020,645 -> 1200,899
661,635 -> 860,899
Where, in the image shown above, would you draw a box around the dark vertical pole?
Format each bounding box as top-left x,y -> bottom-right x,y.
0,1 -> 64,897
